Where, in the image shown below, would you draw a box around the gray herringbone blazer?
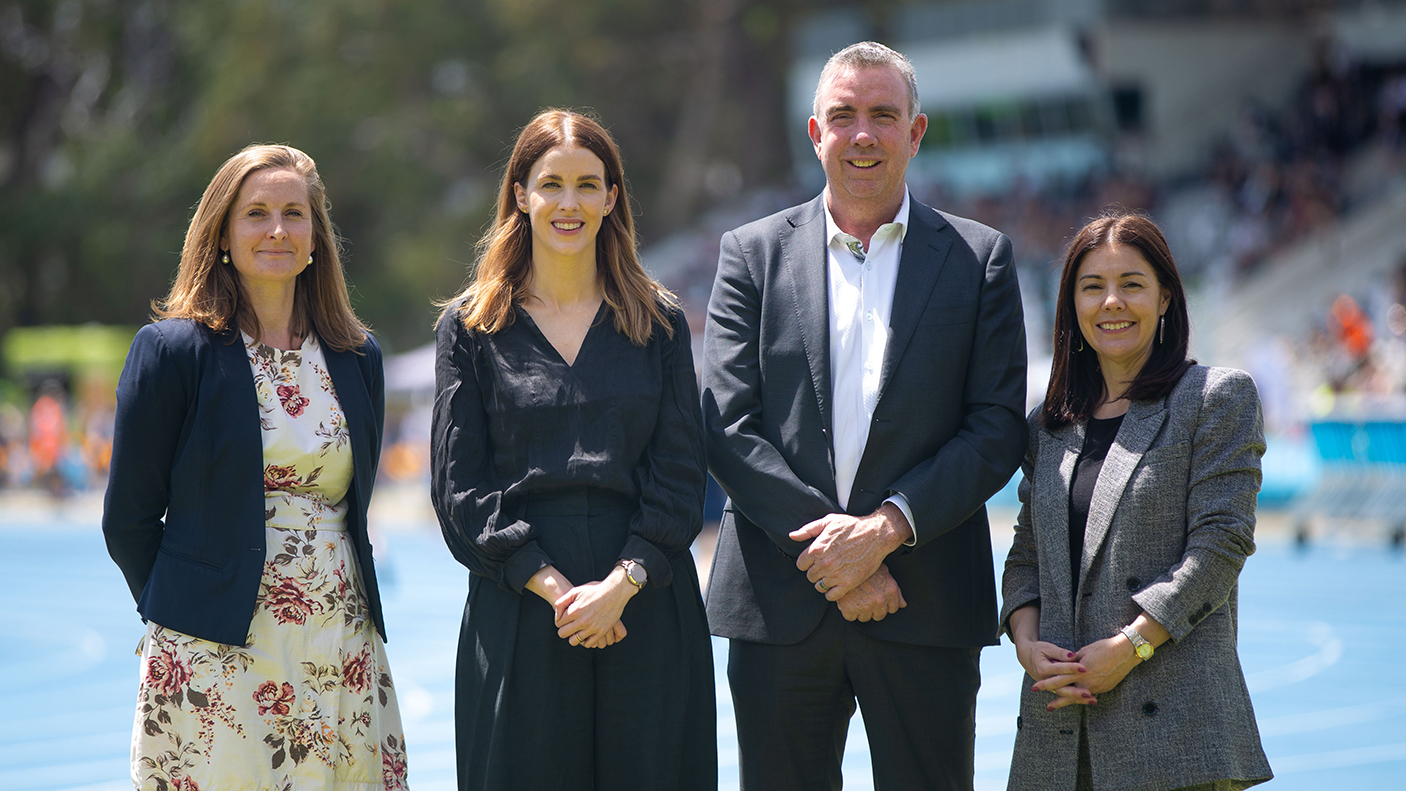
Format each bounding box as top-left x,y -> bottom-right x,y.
1001,366 -> 1273,791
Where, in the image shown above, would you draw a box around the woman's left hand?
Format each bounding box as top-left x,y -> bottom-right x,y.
554,566 -> 639,649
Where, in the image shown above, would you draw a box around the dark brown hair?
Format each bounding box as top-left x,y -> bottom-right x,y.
1042,209 -> 1193,429
445,109 -> 675,345
153,144 -> 369,351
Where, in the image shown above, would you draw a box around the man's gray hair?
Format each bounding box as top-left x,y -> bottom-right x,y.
812,41 -> 921,121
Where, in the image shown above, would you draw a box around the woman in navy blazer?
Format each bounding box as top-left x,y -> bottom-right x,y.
103,144 -> 408,790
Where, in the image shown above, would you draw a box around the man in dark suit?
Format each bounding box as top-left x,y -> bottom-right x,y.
701,41 -> 1028,790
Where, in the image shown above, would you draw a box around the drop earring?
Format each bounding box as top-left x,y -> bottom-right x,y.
308,255 -> 314,264
221,252 -> 230,264
1159,315 -> 1165,344
1075,333 -> 1084,352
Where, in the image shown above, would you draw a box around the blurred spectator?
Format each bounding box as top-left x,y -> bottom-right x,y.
1330,294 -> 1374,363
28,384 -> 68,496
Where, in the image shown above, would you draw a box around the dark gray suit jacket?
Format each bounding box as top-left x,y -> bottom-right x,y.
1001,366 -> 1272,791
702,193 -> 1027,647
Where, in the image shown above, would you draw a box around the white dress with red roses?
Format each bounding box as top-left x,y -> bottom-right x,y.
130,334 -> 408,791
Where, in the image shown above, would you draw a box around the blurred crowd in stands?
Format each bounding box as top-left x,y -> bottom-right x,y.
662,43 -> 1406,411
6,45 -> 1406,498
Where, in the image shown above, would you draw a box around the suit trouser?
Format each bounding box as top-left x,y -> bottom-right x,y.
728,604 -> 982,791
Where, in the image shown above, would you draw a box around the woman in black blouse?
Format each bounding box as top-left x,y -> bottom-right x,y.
431,109 -> 715,791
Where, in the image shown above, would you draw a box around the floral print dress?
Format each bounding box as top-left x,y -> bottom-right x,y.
130,334 -> 408,791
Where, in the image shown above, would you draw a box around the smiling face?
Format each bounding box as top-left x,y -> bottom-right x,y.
1074,242 -> 1172,384
221,167 -> 314,292
808,64 -> 927,221
514,144 -> 618,267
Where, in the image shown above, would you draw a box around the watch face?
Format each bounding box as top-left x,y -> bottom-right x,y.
626,563 -> 646,587
1136,643 -> 1154,660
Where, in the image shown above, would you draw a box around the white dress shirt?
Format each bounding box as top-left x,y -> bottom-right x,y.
824,190 -> 916,538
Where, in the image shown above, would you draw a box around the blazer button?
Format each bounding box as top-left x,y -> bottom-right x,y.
1016,715 -> 1023,730
1202,602 -> 1213,614
1142,701 -> 1158,716
1126,576 -> 1142,591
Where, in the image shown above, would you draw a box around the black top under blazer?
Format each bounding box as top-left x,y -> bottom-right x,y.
702,193 -> 1029,647
102,318 -> 387,647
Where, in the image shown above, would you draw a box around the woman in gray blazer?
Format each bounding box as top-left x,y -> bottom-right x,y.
1001,211 -> 1272,791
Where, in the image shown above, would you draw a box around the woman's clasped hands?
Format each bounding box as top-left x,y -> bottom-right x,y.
1009,604 -> 1147,712
528,564 -> 636,649
1022,636 -> 1148,712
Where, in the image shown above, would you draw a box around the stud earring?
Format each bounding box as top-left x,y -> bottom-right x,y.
221,252 -> 230,264
1159,315 -> 1165,344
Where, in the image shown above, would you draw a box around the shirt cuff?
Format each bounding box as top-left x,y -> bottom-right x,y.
884,493 -> 918,547
619,534 -> 674,588
501,540 -> 555,594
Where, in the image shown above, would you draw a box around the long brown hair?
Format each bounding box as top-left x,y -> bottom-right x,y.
153,143 -> 370,352
1042,209 -> 1193,429
445,109 -> 675,344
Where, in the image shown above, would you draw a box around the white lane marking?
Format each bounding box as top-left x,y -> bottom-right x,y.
1256,699 -> 1401,737
1271,741 -> 1406,773
398,680 -> 436,722
977,671 -> 1027,700
0,613 -> 107,682
975,748 -> 1015,773
1243,620 -> 1343,693
977,712 -> 1017,737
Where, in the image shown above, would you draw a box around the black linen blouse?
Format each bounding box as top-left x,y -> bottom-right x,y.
431,301 -> 706,594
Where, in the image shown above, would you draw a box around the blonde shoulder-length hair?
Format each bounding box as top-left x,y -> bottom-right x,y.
153,143 -> 370,352
445,109 -> 676,345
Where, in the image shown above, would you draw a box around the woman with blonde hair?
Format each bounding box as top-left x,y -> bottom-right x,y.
431,109 -> 715,790
104,143 -> 408,790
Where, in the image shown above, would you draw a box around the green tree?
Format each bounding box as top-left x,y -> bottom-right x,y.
1,0 -> 890,350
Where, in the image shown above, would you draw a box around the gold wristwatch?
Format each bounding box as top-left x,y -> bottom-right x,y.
618,559 -> 647,589
1120,625 -> 1154,661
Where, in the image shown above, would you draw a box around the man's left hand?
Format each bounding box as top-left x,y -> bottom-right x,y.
791,502 -> 912,601
835,563 -> 907,621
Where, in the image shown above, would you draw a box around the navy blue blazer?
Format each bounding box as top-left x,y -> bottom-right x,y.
102,318 -> 387,646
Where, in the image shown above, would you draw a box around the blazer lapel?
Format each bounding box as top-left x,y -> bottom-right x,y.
877,199 -> 951,404
1039,420 -> 1084,637
781,196 -> 834,441
1078,399 -> 1169,593
213,329 -> 264,478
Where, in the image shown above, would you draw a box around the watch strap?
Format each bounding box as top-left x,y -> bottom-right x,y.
1120,625 -> 1153,660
